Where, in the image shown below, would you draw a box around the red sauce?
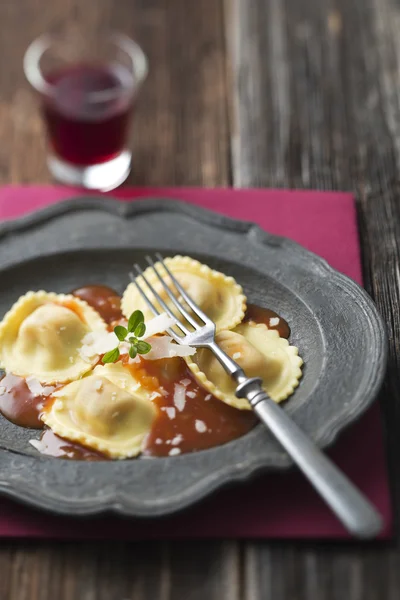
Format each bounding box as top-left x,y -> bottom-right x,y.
127,357 -> 258,457
244,304 -> 290,339
0,374 -> 49,429
36,429 -> 106,460
71,284 -> 123,324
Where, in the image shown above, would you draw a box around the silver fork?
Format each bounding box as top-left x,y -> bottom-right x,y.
131,253 -> 383,539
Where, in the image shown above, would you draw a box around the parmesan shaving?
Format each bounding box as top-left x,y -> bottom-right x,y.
195,419 -> 207,433
29,438 -> 46,452
186,391 -> 196,399
180,378 -> 191,387
233,352 -> 242,360
173,384 -> 186,412
205,394 -> 212,401
144,313 -> 176,338
269,317 -> 280,327
164,407 -> 176,419
26,377 -> 55,397
170,434 -> 183,446
80,330 -> 118,359
169,447 -> 181,456
144,336 -> 195,360
170,343 -> 197,358
1,372 -> 21,392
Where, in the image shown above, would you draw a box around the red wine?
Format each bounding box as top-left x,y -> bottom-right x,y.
42,63 -> 134,166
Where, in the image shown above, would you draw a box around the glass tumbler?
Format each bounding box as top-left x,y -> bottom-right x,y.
24,31 -> 148,191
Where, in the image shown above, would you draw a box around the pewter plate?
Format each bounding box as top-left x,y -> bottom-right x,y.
0,197 -> 387,516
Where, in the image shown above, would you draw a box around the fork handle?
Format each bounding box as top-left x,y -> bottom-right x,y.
237,382 -> 383,538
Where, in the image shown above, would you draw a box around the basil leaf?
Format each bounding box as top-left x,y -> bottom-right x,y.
136,340 -> 152,355
102,348 -> 120,364
134,322 -> 146,337
114,325 -> 127,341
128,336 -> 137,343
128,310 -> 144,333
129,345 -> 138,359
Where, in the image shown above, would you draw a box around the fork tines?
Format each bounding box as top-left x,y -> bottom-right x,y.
129,254 -> 211,341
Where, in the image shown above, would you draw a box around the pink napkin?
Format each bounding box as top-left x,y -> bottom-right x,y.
0,186 -> 393,539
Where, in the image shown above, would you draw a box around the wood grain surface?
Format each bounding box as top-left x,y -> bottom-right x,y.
0,0 -> 399,598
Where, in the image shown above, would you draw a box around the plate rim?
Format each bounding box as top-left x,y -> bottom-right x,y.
0,195 -> 388,517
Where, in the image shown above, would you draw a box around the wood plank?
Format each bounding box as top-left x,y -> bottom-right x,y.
0,1 -> 237,600
0,0 -> 230,187
227,0 -> 400,598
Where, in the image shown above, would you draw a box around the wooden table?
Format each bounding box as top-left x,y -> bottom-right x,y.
0,0 -> 399,598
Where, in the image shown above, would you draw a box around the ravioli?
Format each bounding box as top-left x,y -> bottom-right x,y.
186,322 -> 303,409
42,366 -> 156,458
92,361 -> 155,403
0,291 -> 106,384
121,256 -> 246,332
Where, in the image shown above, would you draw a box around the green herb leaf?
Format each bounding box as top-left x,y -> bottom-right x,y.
128,310 -> 144,333
128,336 -> 137,343
129,345 -> 138,359
136,340 -> 152,355
134,322 -> 146,337
114,325 -> 128,341
102,347 -> 120,364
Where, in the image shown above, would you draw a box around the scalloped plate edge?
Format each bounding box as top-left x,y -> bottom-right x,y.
0,195 -> 389,517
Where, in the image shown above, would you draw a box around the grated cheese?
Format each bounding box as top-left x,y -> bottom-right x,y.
165,407 -> 176,420
195,420 -> 207,433
186,391 -> 196,399
173,384 -> 186,412
169,447 -> 181,456
269,317 -> 280,327
233,352 -> 241,360
26,377 -> 55,397
170,434 -> 183,446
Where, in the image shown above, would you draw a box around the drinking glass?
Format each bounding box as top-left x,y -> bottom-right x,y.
24,31 -> 148,191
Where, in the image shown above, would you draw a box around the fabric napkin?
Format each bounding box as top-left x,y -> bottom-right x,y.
0,186 -> 393,539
